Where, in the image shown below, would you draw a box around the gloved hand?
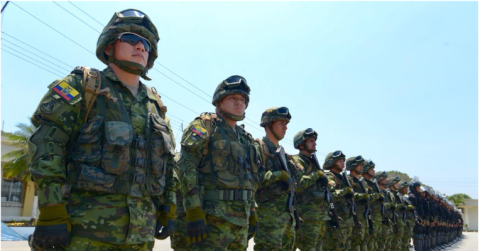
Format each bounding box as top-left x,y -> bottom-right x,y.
407,205 -> 414,211
279,170 -> 293,189
360,193 -> 370,204
399,204 -> 407,211
247,210 -> 259,240
378,193 -> 385,202
315,170 -> 328,185
186,207 -> 208,244
344,187 -> 354,199
155,204 -> 176,240
33,204 -> 71,248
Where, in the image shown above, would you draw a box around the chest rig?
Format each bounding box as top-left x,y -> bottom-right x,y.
63,67 -> 175,198
328,171 -> 352,215
295,155 -> 325,204
196,114 -> 258,202
365,179 -> 383,214
255,139 -> 290,203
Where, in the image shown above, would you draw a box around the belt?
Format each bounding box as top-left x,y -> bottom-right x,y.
204,189 -> 253,201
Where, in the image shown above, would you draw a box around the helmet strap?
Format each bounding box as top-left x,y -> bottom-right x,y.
108,45 -> 151,80
218,107 -> 245,121
301,143 -> 316,154
268,123 -> 282,141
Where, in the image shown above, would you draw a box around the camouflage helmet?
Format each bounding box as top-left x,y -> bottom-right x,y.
260,107 -> 291,127
212,75 -> 250,107
346,155 -> 365,171
362,159 -> 375,173
387,176 -> 401,188
293,128 -> 317,149
96,9 -> 160,80
323,150 -> 345,170
398,181 -> 409,190
374,171 -> 388,182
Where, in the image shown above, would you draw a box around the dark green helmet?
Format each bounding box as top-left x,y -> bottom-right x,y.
323,150 -> 345,170
398,181 -> 409,190
260,107 -> 291,127
374,171 -> 388,181
293,128 -> 317,149
96,9 -> 159,80
387,176 -> 401,187
212,75 -> 250,108
362,159 -> 375,173
346,155 -> 365,171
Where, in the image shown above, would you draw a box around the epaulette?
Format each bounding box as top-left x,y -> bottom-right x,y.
196,112 -> 218,156
71,66 -> 85,75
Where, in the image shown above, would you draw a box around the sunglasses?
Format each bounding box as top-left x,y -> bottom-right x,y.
116,9 -> 158,41
276,107 -> 292,119
304,128 -> 317,136
120,9 -> 145,17
117,33 -> 151,52
354,155 -> 364,162
365,160 -> 375,166
224,75 -> 251,93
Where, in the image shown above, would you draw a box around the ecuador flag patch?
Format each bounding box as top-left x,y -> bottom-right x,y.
191,126 -> 206,137
53,81 -> 79,102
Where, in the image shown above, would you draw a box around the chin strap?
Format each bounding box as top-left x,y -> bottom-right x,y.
268,123 -> 282,141
108,45 -> 151,80
219,108 -> 245,121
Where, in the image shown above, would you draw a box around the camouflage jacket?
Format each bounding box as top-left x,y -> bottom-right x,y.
29,67 -> 178,244
325,170 -> 354,226
291,153 -> 332,221
364,177 -> 384,217
349,174 -> 371,218
382,189 -> 397,219
178,113 -> 260,226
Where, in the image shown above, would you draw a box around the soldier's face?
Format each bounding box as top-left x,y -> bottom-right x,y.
367,168 -> 375,177
355,164 -> 363,174
219,94 -> 246,116
400,186 -> 408,194
270,120 -> 288,139
108,38 -> 149,67
303,137 -> 316,152
334,159 -> 345,170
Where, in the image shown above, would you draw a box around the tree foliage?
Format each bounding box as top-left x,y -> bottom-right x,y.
2,121 -> 35,181
447,193 -> 471,207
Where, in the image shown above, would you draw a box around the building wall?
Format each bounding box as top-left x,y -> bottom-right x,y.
460,199 -> 478,231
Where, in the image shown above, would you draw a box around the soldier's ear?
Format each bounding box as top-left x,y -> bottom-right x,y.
105,44 -> 112,56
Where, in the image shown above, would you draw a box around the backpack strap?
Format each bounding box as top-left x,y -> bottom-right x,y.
81,67 -> 117,122
254,138 -> 274,168
149,87 -> 168,119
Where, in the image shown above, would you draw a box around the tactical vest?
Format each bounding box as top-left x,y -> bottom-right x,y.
351,176 -> 367,216
293,154 -> 326,204
196,114 -> 258,202
62,68 -> 175,198
327,171 -> 351,216
255,138 -> 289,203
365,178 -> 383,216
382,189 -> 396,217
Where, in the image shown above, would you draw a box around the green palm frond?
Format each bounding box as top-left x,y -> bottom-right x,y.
1,120 -> 35,181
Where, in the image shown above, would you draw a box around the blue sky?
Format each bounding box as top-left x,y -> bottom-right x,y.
1,1 -> 477,199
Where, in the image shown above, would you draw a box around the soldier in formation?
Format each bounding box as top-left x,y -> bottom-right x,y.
28,9 -> 179,250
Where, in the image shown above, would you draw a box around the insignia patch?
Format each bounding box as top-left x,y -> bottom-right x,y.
53,81 -> 79,102
40,99 -> 62,114
191,126 -> 206,137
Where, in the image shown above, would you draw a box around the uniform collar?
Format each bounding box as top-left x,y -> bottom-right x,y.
105,67 -> 148,100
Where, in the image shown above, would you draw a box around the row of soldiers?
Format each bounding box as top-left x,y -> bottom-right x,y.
170,76 -> 464,251
26,8 -> 463,251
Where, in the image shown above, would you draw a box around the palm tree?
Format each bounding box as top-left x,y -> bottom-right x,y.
447,193 -> 471,208
2,121 -> 36,182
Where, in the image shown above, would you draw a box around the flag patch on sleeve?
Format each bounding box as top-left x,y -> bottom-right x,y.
191,126 -> 206,137
53,81 -> 79,102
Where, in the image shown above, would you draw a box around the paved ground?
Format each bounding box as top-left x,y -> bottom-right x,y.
2,232 -> 477,251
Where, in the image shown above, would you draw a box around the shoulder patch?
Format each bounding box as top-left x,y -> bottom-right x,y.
52,80 -> 79,102
191,125 -> 207,137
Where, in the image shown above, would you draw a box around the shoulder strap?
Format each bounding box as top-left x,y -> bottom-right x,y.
81,67 -> 117,122
254,138 -> 273,168
198,113 -> 217,156
148,87 -> 168,118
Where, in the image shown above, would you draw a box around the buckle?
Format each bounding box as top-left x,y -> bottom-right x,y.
132,138 -> 146,149
132,174 -> 145,184
131,157 -> 146,167
234,190 -> 242,201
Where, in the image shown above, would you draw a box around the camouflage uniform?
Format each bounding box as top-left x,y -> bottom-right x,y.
28,9 -> 178,251
361,160 -> 383,251
292,153 -> 333,251
373,171 -> 391,251
323,151 -> 354,251
388,177 -> 404,251
381,181 -> 398,251
254,137 -> 296,251
176,76 -> 260,251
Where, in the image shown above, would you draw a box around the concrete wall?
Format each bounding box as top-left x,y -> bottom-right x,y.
461,199 -> 478,231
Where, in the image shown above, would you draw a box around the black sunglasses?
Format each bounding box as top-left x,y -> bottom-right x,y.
117,33 -> 151,52
224,75 -> 250,93
332,150 -> 343,158
276,107 -> 291,119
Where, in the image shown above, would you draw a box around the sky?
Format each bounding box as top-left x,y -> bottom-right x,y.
0,1 -> 478,199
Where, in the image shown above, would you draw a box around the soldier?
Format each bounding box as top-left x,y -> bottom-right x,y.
171,153 -> 192,251
346,155 -> 370,251
419,186 -> 431,251
254,107 -> 297,251
28,9 -> 178,250
291,128 -> 331,251
176,75 -> 260,250
404,190 -> 419,251
361,160 -> 385,251
397,181 -> 415,251
408,178 -> 425,251
374,171 -> 393,251
388,177 -> 405,251
385,176 -> 401,251
323,151 -> 355,251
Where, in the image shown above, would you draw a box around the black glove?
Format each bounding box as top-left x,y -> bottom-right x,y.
186,207 -> 208,244
247,210 -> 259,240
33,224 -> 70,248
155,219 -> 175,240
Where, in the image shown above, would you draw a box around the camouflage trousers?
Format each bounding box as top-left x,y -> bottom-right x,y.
324,224 -> 353,251
193,214 -> 248,251
171,212 -> 193,251
294,220 -> 327,251
400,221 -> 414,251
254,203 -> 295,251
391,221 -> 406,251
350,219 -> 368,251
376,220 -> 392,251
30,236 -> 154,251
